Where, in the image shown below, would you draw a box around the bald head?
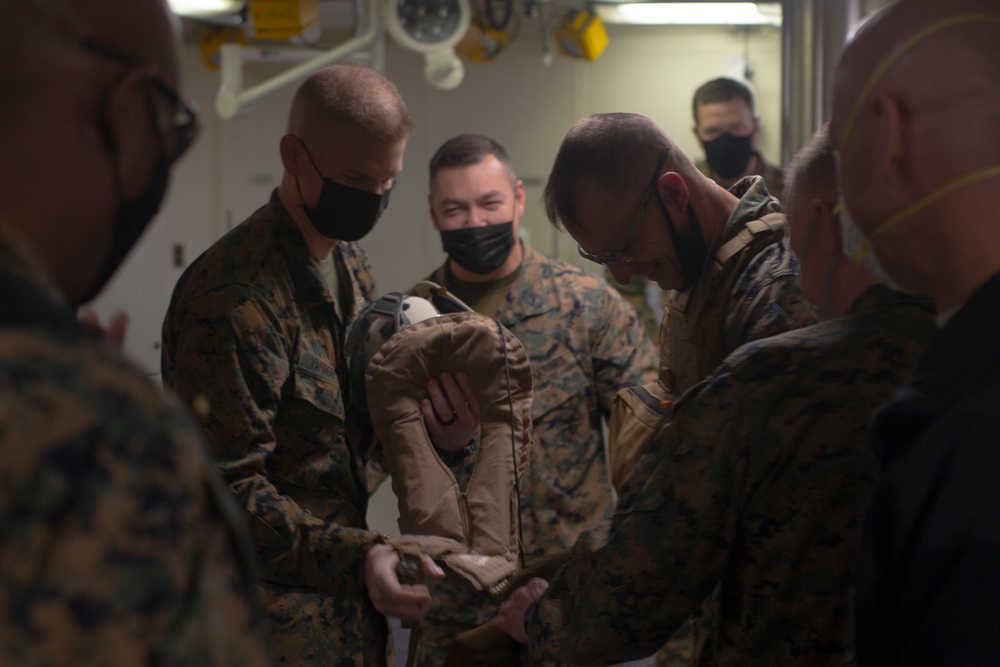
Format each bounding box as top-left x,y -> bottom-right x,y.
288,64 -> 413,145
830,0 -> 1000,309
543,112 -> 699,231
834,0 -> 1000,167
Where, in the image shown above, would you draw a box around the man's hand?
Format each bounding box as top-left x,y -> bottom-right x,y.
494,577 -> 549,645
78,308 -> 129,348
421,371 -> 480,453
364,543 -> 445,621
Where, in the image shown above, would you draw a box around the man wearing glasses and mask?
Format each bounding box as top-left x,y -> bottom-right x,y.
163,65 -> 450,665
0,0 -> 271,663
532,112 -> 815,665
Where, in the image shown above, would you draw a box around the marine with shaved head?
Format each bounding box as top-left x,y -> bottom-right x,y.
0,0 -> 272,664
830,0 -> 1000,663
162,64 -> 448,665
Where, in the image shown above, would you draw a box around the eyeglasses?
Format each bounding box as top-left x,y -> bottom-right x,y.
577,145 -> 670,266
83,38 -> 199,163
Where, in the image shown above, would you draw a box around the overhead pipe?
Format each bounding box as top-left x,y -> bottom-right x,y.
215,0 -> 381,119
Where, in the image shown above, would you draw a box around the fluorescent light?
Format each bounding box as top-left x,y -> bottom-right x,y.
167,0 -> 245,18
595,2 -> 781,26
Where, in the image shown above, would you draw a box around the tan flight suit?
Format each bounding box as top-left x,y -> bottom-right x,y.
365,312 -> 534,594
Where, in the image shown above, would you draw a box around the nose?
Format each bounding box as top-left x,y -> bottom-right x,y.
608,263 -> 636,285
464,208 -> 490,228
375,178 -> 394,196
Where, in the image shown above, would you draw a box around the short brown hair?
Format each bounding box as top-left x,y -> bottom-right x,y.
543,113 -> 672,230
692,77 -> 755,124
288,63 -> 413,142
428,134 -> 516,188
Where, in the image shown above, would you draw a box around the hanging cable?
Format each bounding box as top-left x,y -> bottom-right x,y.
496,318 -> 525,569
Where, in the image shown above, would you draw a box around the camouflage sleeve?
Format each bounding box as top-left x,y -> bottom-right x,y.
0,376 -> 272,665
526,371 -> 741,664
589,280 -> 660,416
163,286 -> 383,592
725,240 -> 817,351
366,451 -> 389,494
603,268 -> 661,344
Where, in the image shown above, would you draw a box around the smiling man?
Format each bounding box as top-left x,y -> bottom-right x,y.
410,133 -> 658,666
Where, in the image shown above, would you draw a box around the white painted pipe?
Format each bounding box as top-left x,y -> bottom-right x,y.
215,0 -> 381,119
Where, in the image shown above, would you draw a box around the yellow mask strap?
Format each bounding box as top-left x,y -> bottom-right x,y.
851,164 -> 1000,264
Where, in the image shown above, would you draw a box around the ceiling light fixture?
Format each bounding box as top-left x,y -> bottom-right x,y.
167,0 -> 246,19
386,0 -> 472,90
594,2 -> 781,27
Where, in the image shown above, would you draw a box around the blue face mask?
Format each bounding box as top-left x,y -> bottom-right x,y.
297,140 -> 391,242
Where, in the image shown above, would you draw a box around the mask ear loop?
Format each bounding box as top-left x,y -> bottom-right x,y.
496,318 -> 525,570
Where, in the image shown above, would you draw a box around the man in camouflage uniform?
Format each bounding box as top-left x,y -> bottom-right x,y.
692,77 -> 784,198
409,133 -> 658,665
831,1 -> 1000,661
162,65 -> 447,666
0,1 -> 272,664
495,124 -> 937,666
603,77 -> 788,346
539,112 -> 815,664
544,112 -> 814,474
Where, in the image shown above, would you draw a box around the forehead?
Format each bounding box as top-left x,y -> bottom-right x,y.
319,126 -> 406,176
430,155 -> 513,199
696,97 -> 754,127
564,182 -> 625,249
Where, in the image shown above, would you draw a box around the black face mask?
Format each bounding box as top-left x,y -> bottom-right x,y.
298,142 -> 390,242
702,131 -> 755,179
440,221 -> 515,275
653,192 -> 708,293
79,152 -> 171,306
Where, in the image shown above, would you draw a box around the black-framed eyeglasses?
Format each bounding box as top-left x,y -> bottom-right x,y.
578,145 -> 670,266
83,38 -> 199,163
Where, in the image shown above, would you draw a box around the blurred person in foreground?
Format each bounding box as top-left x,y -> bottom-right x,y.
0,0 -> 272,663
830,0 -> 1000,662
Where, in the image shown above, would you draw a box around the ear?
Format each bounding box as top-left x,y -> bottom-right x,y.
279,133 -> 305,176
811,199 -> 840,257
692,124 -> 703,145
428,192 -> 442,230
103,67 -> 159,198
514,179 -> 526,219
657,171 -> 690,211
868,92 -> 907,186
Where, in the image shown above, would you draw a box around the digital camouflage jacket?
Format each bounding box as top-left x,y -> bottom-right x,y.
528,285 -> 935,666
162,192 -> 389,666
0,222 -> 272,666
416,244 -> 658,665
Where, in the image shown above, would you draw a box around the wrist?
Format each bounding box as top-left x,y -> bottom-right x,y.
434,438 -> 477,465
